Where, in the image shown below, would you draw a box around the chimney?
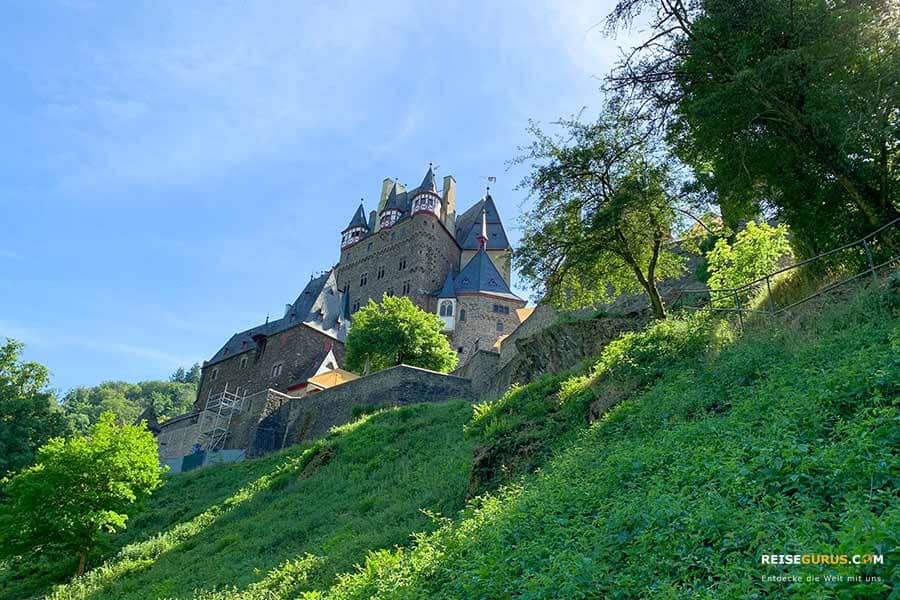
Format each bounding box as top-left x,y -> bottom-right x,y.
442,175 -> 456,229
284,303 -> 293,317
368,210 -> 377,231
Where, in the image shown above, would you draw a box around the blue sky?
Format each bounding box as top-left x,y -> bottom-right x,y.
0,0 -> 636,393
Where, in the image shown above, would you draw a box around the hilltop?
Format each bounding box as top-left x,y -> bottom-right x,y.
3,277 -> 896,599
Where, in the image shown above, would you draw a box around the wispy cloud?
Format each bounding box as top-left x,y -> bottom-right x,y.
38,0 -> 423,188
0,319 -> 198,369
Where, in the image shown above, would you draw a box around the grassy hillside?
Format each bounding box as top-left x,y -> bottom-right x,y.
4,279 -> 897,599
1,401 -> 475,600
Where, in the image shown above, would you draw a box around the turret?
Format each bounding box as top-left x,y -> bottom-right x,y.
379,181 -> 403,229
436,272 -> 457,331
410,164 -> 442,218
341,201 -> 370,248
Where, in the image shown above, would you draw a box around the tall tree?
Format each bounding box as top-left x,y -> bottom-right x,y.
606,0 -> 899,253
0,412 -> 164,577
345,295 -> 458,374
515,114 -> 687,319
0,339 -> 68,477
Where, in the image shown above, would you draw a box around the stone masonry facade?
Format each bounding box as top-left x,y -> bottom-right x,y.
151,163 -> 535,463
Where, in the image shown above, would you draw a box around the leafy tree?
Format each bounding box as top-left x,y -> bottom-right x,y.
345,295 -> 458,374
514,114 -> 688,319
61,379 -> 196,433
606,0 -> 899,255
170,363 -> 201,386
707,221 -> 793,291
0,412 -> 164,577
0,338 -> 68,477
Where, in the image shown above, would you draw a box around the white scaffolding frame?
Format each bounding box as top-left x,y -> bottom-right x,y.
196,382 -> 247,452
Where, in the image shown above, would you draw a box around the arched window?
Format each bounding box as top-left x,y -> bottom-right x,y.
439,300 -> 454,317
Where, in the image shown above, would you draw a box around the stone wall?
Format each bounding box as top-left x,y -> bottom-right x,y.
451,294 -> 525,364
196,324 -> 343,412
453,349 -> 500,400
476,314 -> 647,400
279,365 -> 475,445
223,389 -> 295,456
336,212 -> 460,313
156,412 -> 201,460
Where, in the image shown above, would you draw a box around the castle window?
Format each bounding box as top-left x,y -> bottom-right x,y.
271,363 -> 284,378
367,242 -> 373,252
402,281 -> 411,295
387,288 -> 395,297
240,356 -> 248,369
377,266 -> 385,280
399,258 -> 407,271
457,347 -> 463,353
360,272 -> 368,287
439,300 -> 454,317
352,300 -> 360,312
211,368 -> 219,380
459,309 -> 466,321
493,304 -> 510,315
496,321 -> 504,332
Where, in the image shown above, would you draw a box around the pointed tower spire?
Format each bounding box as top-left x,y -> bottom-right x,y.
419,163 -> 437,193
477,192 -> 489,249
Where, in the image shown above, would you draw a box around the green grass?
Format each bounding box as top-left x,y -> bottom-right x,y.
4,278 -> 897,599
320,280 -> 898,599
0,401 -> 475,600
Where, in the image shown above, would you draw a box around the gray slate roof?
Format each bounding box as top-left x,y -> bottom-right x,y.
344,203 -> 369,231
452,247 -> 523,301
205,269 -> 348,367
455,194 -> 511,251
419,164 -> 437,193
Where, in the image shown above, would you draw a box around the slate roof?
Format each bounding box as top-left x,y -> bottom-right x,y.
205,269 -> 348,367
452,247 -> 523,301
344,203 -> 369,232
455,194 -> 511,251
419,164 -> 437,193
437,272 -> 456,298
382,182 -> 404,212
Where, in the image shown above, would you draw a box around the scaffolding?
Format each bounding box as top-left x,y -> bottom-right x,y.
196,383 -> 247,452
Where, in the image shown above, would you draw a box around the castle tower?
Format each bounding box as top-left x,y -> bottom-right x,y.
336,164 -> 461,317
455,190 -> 513,285
410,164 -> 442,219
341,202 -> 370,249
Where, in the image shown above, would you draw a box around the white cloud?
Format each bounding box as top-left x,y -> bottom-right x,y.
42,0 -> 423,188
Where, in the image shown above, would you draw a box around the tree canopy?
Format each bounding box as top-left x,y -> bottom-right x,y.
0,338 -> 68,477
344,295 -> 458,374
515,115 -> 688,318
61,369 -> 199,433
0,412 -> 164,577
606,0 -> 899,255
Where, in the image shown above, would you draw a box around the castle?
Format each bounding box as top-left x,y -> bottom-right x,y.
152,165 -> 533,467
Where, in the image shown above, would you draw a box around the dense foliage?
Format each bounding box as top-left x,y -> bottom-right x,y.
61,370 -> 199,433
707,221 -> 793,292
1,402 -> 474,600
0,339 -> 68,477
0,412 -> 164,578
8,278 -> 895,599
607,0 -> 899,255
344,295 -> 458,374
322,281 -> 897,599
515,115 -> 688,318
